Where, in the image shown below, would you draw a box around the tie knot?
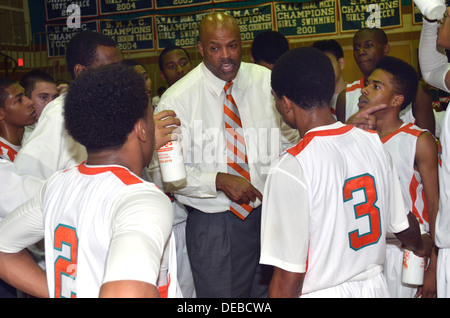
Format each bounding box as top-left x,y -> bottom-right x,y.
224,81 -> 233,94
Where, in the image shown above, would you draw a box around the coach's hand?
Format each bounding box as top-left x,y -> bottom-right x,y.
216,173 -> 262,205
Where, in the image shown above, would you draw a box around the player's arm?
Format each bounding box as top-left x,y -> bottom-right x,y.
0,192 -> 47,297
419,14 -> 450,93
0,249 -> 48,298
268,267 -> 304,298
415,131 -> 439,298
395,212 -> 432,257
412,83 -> 435,136
99,280 -> 160,298
335,89 -> 346,122
415,131 -> 439,243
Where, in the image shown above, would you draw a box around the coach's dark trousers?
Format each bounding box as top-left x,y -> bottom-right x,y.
185,205 -> 272,298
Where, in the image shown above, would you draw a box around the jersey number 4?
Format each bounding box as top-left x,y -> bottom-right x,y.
54,224 -> 78,298
343,174 -> 382,251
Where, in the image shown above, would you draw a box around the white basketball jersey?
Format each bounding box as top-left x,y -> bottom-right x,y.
437,109 -> 450,248
0,137 -> 20,162
381,123 -> 429,230
260,122 -> 409,295
42,163 -> 173,298
344,79 -> 365,121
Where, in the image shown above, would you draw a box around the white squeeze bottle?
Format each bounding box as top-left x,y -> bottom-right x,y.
401,223 -> 427,285
157,131 -> 186,183
413,0 -> 446,20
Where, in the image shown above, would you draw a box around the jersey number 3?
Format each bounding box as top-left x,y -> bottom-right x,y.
343,174 -> 382,251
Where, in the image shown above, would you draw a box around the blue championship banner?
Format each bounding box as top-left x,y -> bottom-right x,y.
38,0 -> 409,57
155,11 -> 210,50
45,20 -> 98,57
339,0 -> 402,32
99,16 -> 154,51
274,1 -> 337,38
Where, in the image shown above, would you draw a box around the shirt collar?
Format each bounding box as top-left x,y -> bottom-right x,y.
200,62 -> 245,98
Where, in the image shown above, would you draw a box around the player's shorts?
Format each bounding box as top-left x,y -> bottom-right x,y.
300,270 -> 390,298
437,248 -> 450,298
384,243 -> 417,298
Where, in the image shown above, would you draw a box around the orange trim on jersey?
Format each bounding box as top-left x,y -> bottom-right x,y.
409,174 -> 426,224
158,274 -> 171,298
0,140 -> 18,162
381,123 -> 424,144
77,162 -> 143,186
287,125 -> 354,157
438,140 -> 442,167
421,188 -> 429,224
346,78 -> 365,93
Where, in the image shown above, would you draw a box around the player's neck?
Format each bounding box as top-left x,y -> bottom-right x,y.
375,114 -> 404,139
335,78 -> 347,95
297,106 -> 337,138
86,149 -> 144,177
0,125 -> 25,146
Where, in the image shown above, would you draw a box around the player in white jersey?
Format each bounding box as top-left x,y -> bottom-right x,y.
0,78 -> 42,221
336,28 -> 435,135
357,56 -> 439,298
311,39 -> 348,118
0,78 -> 36,162
418,8 -> 450,297
0,64 -> 174,298
0,76 -> 37,297
261,47 -> 432,298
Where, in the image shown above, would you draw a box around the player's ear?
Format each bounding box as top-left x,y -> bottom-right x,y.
282,95 -> 296,114
338,57 -> 345,71
0,107 -> 5,121
73,64 -> 87,78
160,71 -> 167,82
135,119 -> 147,143
392,94 -> 404,108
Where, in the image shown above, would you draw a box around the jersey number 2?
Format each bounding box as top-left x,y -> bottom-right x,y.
343,174 -> 382,251
54,224 -> 78,298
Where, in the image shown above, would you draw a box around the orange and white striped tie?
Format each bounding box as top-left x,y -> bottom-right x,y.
224,81 -> 252,220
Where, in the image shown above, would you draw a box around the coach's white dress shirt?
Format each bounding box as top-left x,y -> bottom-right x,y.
151,61 -> 299,213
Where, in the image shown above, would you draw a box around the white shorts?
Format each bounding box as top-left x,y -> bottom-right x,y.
384,243 -> 417,298
300,271 -> 390,298
437,248 -> 450,298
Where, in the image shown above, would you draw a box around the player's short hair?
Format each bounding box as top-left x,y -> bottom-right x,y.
121,59 -> 144,68
271,47 -> 335,110
65,31 -> 118,79
354,27 -> 388,45
19,70 -> 56,98
158,45 -> 191,72
0,77 -> 17,109
64,64 -> 149,152
251,31 -> 289,65
375,56 -> 419,110
311,39 -> 344,60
